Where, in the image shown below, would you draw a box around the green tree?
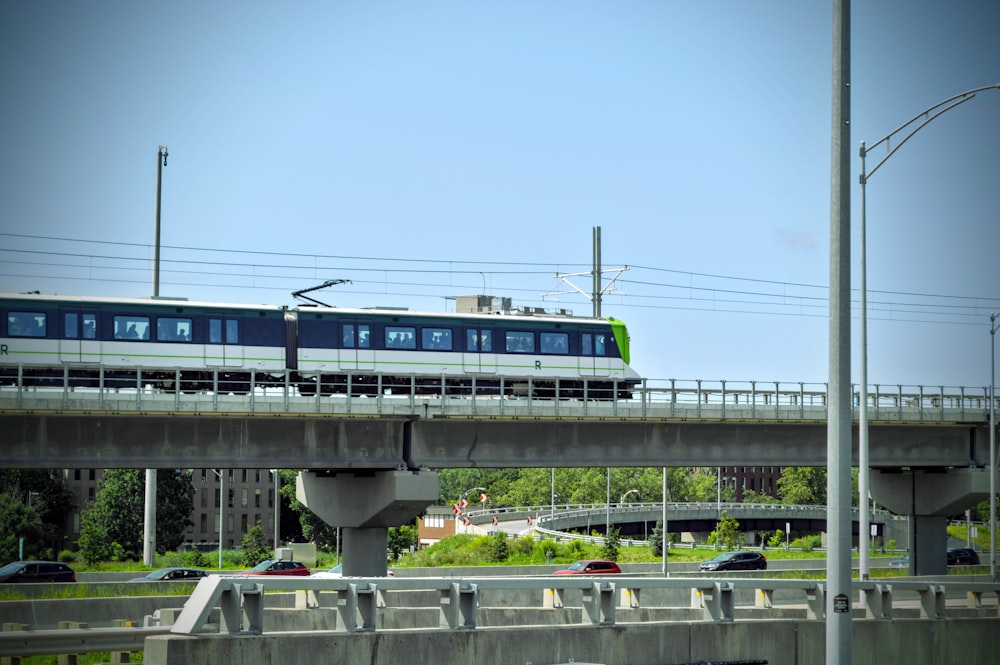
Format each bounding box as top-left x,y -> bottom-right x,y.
78,469 -> 194,563
0,494 -> 45,562
601,526 -> 621,562
649,519 -> 666,557
486,530 -> 509,563
708,511 -> 741,550
777,467 -> 827,505
240,524 -> 271,567
0,469 -> 77,557
388,522 -> 417,560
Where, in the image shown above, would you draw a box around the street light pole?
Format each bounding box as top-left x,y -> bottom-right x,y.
990,313 -> 998,580
857,82 -> 1000,582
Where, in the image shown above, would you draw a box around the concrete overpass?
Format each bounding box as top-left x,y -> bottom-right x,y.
1,374 -> 995,575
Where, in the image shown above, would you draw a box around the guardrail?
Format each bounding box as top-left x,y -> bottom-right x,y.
1,366 -> 993,423
165,574 -> 1000,636
2,575 -> 996,658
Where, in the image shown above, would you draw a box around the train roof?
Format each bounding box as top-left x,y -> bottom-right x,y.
0,293 -> 621,326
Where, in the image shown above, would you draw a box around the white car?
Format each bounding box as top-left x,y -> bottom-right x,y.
311,563 -> 344,579
311,563 -> 394,578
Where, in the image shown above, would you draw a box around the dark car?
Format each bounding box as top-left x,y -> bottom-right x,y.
698,551 -> 767,572
553,560 -> 622,575
237,559 -> 311,577
0,560 -> 76,583
129,567 -> 209,582
947,548 -> 980,566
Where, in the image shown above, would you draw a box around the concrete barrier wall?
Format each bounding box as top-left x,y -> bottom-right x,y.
143,617 -> 1000,665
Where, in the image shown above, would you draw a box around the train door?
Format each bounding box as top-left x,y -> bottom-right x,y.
578,332 -> 611,377
59,310 -> 99,363
338,321 -> 374,371
462,327 -> 496,374
205,317 -> 244,367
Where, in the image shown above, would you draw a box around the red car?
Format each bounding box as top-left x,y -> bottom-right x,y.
238,559 -> 310,576
553,560 -> 622,575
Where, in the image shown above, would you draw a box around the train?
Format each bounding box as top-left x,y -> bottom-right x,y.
0,293 -> 641,399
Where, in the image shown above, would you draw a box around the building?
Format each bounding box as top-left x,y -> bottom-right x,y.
416,505 -> 460,549
61,467 -> 280,552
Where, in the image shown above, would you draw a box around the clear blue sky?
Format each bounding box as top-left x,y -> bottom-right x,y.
1,1 -> 997,389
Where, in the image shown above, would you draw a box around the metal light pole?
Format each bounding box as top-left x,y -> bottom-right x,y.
143,145 -> 168,569
619,489 -> 639,504
990,313 -> 998,580
214,469 -> 225,569
662,467 -> 669,577
858,83 -> 1000,581
273,469 -> 280,550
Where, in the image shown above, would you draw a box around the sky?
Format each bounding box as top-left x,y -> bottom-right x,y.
1,1 -> 998,390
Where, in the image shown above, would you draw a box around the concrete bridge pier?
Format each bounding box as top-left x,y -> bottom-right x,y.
870,467 -> 990,575
296,469 -> 439,576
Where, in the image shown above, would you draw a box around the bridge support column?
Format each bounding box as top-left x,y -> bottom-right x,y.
870,468 -> 989,575
296,470 -> 439,576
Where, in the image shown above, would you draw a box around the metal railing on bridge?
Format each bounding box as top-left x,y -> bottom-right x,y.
0,365 -> 993,423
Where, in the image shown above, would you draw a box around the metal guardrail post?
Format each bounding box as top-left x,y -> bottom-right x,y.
439,582 -> 478,629
581,581 -> 616,625
337,582 -> 378,632
692,582 -> 733,622
861,583 -> 892,619
805,582 -> 825,620
918,584 -> 946,620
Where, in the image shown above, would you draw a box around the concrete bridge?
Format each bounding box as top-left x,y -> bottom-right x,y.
1,373 -> 996,577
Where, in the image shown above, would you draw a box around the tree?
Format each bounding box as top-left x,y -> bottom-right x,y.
0,494 -> 45,562
649,519 -> 666,557
0,469 -> 77,557
777,467 -> 827,505
78,469 -> 194,563
241,524 -> 271,567
388,522 -> 417,560
708,511 -> 741,550
601,526 -> 621,562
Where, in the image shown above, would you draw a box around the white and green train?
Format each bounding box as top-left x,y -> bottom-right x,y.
0,293 -> 640,399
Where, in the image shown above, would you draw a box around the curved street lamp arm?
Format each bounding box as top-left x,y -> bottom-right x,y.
861,83 -> 1000,182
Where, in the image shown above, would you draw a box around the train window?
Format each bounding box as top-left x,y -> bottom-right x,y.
114,316 -> 150,340
466,329 -> 493,352
540,332 -> 569,354
595,333 -> 606,356
210,319 -> 222,344
358,325 -> 370,348
82,314 -> 96,339
385,326 -> 416,349
226,320 -> 239,344
422,328 -> 452,351
7,311 -> 46,337
342,324 -> 356,348
157,317 -> 193,342
505,331 -> 535,354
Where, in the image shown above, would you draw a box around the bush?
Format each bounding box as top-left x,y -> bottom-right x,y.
57,550 -> 77,563
790,535 -> 823,552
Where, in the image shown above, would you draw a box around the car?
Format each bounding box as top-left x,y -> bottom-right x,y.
311,563 -> 344,579
129,567 -> 209,582
553,560 -> 622,575
312,563 -> 394,578
237,559 -> 310,576
697,551 -> 767,572
888,555 -> 910,569
947,548 -> 980,566
0,560 -> 76,583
